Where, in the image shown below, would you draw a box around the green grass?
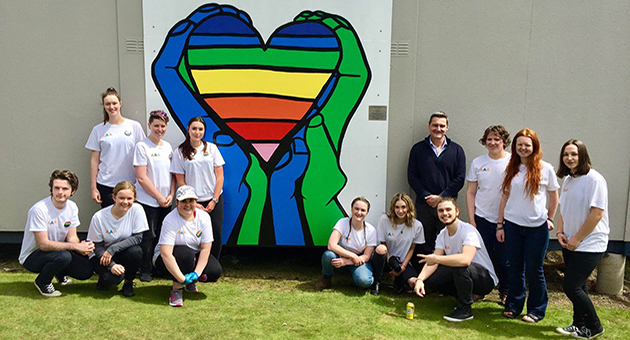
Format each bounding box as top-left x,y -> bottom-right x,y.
1,248 -> 628,339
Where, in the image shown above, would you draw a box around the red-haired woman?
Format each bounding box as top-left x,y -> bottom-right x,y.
496,129 -> 559,323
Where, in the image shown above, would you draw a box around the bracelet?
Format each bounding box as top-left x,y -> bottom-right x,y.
496,227 -> 503,231
556,232 -> 564,237
497,221 -> 504,225
547,218 -> 554,223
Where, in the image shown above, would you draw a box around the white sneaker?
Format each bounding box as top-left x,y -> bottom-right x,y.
34,281 -> 62,297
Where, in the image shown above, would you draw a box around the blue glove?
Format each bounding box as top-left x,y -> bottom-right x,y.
182,272 -> 199,285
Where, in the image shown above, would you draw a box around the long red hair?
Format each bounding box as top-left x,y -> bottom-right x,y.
501,128 -> 543,200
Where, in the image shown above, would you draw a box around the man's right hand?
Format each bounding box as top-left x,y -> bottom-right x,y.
414,279 -> 425,297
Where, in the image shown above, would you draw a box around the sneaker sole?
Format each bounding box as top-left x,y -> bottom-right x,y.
556,327 -> 577,336
34,282 -> 61,297
443,315 -> 473,322
571,329 -> 604,339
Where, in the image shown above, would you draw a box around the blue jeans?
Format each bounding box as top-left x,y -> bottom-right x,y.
504,220 -> 549,319
475,215 -> 509,295
321,250 -> 374,288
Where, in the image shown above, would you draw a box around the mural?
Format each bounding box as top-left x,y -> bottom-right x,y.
152,3 -> 371,246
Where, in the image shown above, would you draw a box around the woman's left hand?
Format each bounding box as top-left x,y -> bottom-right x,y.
393,263 -> 406,276
547,220 -> 555,230
100,251 -> 113,266
566,237 -> 581,251
205,200 -> 216,213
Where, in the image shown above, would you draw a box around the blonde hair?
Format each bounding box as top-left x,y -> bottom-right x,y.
387,193 -> 415,228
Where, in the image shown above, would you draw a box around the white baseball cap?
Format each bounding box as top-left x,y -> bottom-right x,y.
176,185 -> 198,201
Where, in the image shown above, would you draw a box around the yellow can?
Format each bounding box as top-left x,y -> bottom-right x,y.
406,302 -> 415,320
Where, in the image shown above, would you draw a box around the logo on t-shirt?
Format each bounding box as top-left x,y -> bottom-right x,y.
124,130 -> 132,136
444,245 -> 450,250
196,230 -> 202,237
178,230 -> 186,235
48,220 -> 57,226
107,229 -> 117,235
102,132 -> 113,138
151,153 -> 161,157
203,151 -> 210,156
563,187 -> 569,192
387,232 -> 395,237
64,221 -> 71,228
480,167 -> 490,172
169,154 -> 172,160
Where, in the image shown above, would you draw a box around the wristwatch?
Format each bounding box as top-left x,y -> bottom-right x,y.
212,197 -> 219,203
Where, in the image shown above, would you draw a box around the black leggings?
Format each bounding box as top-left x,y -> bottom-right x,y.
198,195 -> 223,260
91,245 -> 142,286
23,250 -> 93,285
97,183 -> 114,208
562,249 -> 604,330
139,203 -> 171,274
155,245 -> 222,283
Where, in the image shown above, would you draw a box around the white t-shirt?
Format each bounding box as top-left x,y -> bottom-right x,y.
134,138 -> 173,207
19,197 -> 80,264
466,153 -> 510,223
504,161 -> 560,226
333,217 -> 377,255
170,143 -> 225,201
87,203 -> 149,249
559,169 -> 609,253
85,119 -> 146,187
153,208 -> 214,264
376,214 -> 425,259
435,220 -> 498,285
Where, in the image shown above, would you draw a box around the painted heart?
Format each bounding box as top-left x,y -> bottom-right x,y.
178,12 -> 340,162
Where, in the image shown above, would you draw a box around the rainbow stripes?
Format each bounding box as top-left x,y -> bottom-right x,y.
183,15 -> 340,162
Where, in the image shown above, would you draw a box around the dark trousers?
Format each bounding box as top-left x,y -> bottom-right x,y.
155,245 -> 222,282
413,203 -> 444,268
23,250 -> 93,285
139,203 -> 171,274
475,215 -> 509,295
91,245 -> 142,286
368,251 -> 387,284
424,263 -> 495,308
97,183 -> 114,208
199,195 -> 223,260
562,249 -> 604,330
504,220 -> 549,319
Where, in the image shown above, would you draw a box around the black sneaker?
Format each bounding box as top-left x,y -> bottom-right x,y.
121,281 -> 135,297
443,306 -> 473,322
140,272 -> 152,282
57,276 -> 74,286
369,282 -> 380,296
556,324 -> 579,336
34,281 -> 61,297
392,277 -> 405,294
572,326 -> 604,339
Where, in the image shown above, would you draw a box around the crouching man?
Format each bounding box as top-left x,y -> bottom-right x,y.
414,197 -> 497,321
18,170 -> 94,297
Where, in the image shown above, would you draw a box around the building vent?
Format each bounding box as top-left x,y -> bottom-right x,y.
391,41 -> 409,57
125,38 -> 144,53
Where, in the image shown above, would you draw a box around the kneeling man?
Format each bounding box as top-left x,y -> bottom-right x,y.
414,197 -> 497,321
19,170 -> 95,297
